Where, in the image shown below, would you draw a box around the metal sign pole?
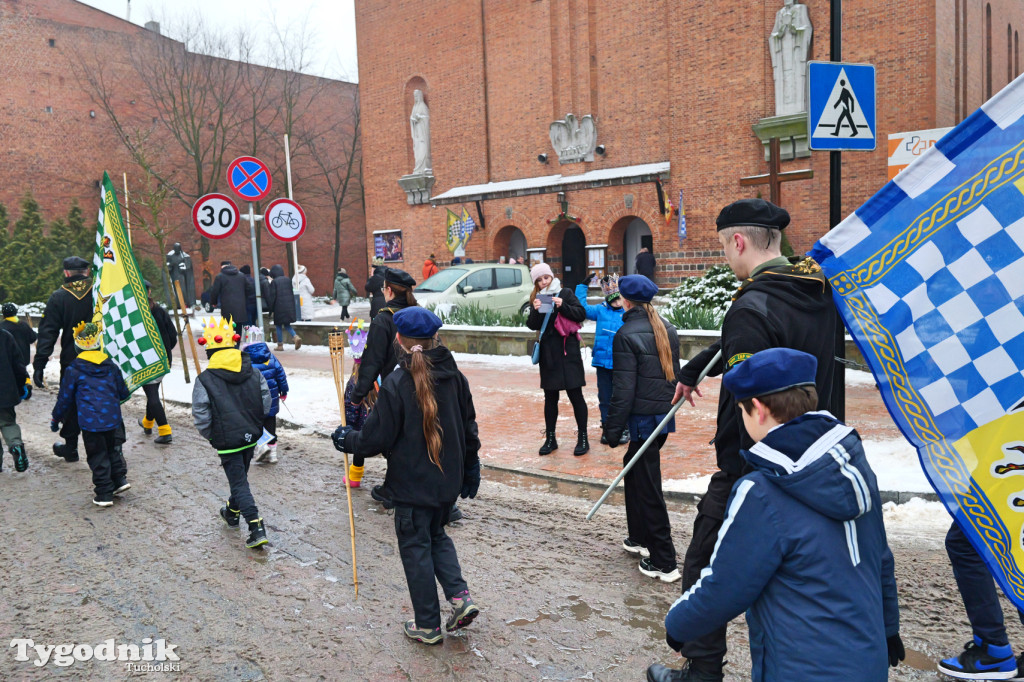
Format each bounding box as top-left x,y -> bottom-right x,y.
829,0 -> 847,422
248,203 -> 264,326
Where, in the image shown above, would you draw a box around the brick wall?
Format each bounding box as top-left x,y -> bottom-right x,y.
357,0 -> 1023,287
0,0 -> 366,299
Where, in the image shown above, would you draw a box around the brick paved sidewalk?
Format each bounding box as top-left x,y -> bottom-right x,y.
273,348 -> 904,489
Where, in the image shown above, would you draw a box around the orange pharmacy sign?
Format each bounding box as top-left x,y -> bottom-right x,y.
887,127 -> 953,180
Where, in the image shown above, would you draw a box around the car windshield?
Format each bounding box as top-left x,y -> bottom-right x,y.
417,268 -> 468,292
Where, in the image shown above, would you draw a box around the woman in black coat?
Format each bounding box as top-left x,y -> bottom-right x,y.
525,262 -> 589,456
268,264 -> 300,350
602,274 -> 681,582
365,264 -> 386,319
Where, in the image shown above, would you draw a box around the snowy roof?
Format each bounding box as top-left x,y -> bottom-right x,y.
431,161 -> 670,204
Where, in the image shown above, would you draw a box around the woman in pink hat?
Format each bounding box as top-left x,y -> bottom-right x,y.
526,262 -> 590,456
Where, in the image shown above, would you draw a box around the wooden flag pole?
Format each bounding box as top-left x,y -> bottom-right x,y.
175,280 -> 201,377
328,329 -> 359,597
167,286 -> 190,384
123,173 -> 132,247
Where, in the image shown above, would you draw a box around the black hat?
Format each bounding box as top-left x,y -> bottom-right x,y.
259,267 -> 270,276
144,280 -> 153,290
1,303 -> 17,318
63,256 -> 90,270
722,348 -> 817,402
716,198 -> 790,231
220,260 -> 232,267
383,267 -> 416,288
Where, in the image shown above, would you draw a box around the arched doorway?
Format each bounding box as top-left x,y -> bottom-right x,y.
493,225 -> 528,263
562,224 -> 587,289
623,218 -> 652,275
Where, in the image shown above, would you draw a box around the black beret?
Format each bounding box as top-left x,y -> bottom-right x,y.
1,303 -> 17,318
144,280 -> 153,290
63,256 -> 90,270
220,260 -> 232,266
716,198 -> 790,231
383,267 -> 416,288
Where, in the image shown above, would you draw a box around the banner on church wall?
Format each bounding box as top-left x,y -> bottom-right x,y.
373,230 -> 403,262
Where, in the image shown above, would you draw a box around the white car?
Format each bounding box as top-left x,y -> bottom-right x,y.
415,264 -> 533,316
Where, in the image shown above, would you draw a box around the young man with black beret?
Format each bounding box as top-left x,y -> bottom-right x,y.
652,198 -> 839,681
33,256 -> 95,462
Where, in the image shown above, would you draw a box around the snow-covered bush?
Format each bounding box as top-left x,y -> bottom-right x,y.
661,264 -> 739,331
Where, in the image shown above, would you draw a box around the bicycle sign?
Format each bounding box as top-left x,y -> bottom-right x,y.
192,193 -> 241,239
264,198 -> 307,242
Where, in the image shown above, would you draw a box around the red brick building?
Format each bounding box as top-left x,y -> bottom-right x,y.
356,0 -> 1024,288
0,0 -> 365,298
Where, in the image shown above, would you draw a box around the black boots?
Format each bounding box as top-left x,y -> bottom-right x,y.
574,432 -> 590,456
646,660 -> 725,682
52,442 -> 79,462
11,445 -> 29,472
220,503 -> 240,527
246,518 -> 268,548
538,431 -> 558,455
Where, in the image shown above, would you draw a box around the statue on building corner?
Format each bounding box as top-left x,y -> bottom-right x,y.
769,0 -> 813,116
410,89 -> 432,175
166,242 -> 196,310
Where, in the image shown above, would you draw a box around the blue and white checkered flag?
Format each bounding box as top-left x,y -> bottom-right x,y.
810,73 -> 1024,609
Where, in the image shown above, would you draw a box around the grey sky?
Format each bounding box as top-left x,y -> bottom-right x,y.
76,0 -> 359,82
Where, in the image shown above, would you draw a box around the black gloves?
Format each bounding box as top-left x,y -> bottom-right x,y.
604,430 -> 623,448
886,634 -> 905,667
461,460 -> 481,499
332,425 -> 353,453
50,418 -> 60,433
33,367 -> 45,388
666,631 -> 684,653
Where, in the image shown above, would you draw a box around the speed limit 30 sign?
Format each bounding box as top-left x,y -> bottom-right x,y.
192,193 -> 241,239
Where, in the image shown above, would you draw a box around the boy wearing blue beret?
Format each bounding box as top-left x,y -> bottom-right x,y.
333,307 -> 482,645
650,348 -> 903,682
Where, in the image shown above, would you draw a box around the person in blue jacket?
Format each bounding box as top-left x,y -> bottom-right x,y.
649,348 -> 904,682
574,274 -> 626,445
241,327 -> 289,465
51,322 -> 130,507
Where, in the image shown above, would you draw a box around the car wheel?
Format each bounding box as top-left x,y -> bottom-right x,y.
519,302 -> 531,317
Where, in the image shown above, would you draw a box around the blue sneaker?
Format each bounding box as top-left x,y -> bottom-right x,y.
938,636 -> 1018,679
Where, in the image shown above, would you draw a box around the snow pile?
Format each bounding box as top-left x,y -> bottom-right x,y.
882,497 -> 950,531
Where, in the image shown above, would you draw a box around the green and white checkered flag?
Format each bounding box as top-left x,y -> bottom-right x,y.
93,172 -> 169,395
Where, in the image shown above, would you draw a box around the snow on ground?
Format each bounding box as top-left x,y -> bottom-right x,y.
882,497 -> 951,531
845,369 -> 879,387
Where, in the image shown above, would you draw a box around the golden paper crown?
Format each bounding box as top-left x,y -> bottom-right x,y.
197,317 -> 240,350
73,321 -> 103,350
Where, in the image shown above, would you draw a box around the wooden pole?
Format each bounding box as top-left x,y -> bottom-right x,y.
329,330 -> 359,597
123,173 -> 132,247
175,280 -> 201,377
168,293 -> 190,384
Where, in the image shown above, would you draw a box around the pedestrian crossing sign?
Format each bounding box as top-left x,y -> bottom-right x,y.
808,61 -> 876,151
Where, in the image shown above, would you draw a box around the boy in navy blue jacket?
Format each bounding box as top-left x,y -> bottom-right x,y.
51,322 -> 130,506
649,348 -> 903,682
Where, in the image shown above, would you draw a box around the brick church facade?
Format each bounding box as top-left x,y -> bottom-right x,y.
0,0 -> 366,297
356,0 -> 1024,288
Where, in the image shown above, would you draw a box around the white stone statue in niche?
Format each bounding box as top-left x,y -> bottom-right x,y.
769,0 -> 813,116
410,89 -> 432,174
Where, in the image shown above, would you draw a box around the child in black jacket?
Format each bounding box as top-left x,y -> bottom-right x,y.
0,326 -> 28,472
1,302 -> 37,401
192,317 -> 271,549
333,307 -> 481,645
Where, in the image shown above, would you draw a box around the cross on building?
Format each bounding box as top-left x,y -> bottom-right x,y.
739,137 -> 814,206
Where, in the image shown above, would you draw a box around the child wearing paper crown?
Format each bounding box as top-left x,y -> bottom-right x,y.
51,322 -> 130,506
341,320 -> 373,488
192,317 -> 272,549
332,307 -> 481,645
651,347 -> 903,682
573,274 -> 627,445
240,326 -> 289,465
